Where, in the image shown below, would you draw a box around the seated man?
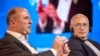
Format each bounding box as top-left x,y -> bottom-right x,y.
68,14 -> 100,56
0,7 -> 70,56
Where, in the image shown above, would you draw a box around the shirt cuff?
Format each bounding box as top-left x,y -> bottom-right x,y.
50,48 -> 57,56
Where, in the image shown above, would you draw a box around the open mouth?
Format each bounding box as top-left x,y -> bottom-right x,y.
28,26 -> 31,29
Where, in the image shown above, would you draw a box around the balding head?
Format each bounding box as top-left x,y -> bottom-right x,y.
70,14 -> 89,26
70,14 -> 89,40
7,7 -> 32,35
7,7 -> 28,25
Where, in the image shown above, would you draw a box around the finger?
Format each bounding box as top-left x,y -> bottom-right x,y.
62,43 -> 70,54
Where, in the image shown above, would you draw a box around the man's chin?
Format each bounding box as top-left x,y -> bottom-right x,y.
79,35 -> 87,40
23,31 -> 31,35
27,31 -> 31,34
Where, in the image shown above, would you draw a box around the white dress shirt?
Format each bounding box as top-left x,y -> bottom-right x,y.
57,0 -> 72,22
7,30 -> 57,55
7,30 -> 39,54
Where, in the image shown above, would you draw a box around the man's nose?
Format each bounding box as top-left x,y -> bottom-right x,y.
29,19 -> 33,24
80,25 -> 84,30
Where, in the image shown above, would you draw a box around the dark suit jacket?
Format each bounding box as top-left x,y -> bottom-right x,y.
0,33 -> 54,56
49,0 -> 92,32
68,35 -> 100,56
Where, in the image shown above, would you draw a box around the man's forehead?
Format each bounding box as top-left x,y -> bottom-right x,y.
71,14 -> 89,24
75,17 -> 88,22
72,18 -> 89,25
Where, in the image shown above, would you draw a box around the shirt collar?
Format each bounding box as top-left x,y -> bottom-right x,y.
7,30 -> 28,41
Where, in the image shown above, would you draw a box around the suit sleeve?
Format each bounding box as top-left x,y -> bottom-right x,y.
0,40 -> 54,56
68,49 -> 84,56
38,50 -> 54,56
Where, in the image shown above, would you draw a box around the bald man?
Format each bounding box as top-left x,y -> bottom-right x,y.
0,7 -> 70,56
68,14 -> 100,56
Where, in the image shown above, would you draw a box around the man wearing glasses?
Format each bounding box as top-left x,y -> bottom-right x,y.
68,14 -> 100,56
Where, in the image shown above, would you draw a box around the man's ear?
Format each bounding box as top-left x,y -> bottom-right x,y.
9,17 -> 16,25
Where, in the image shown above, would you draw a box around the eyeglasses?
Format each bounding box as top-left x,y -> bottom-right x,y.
73,23 -> 89,28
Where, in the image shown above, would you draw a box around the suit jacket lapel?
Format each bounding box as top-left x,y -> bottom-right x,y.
81,42 -> 97,56
71,36 -> 98,56
88,39 -> 100,50
4,33 -> 33,54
